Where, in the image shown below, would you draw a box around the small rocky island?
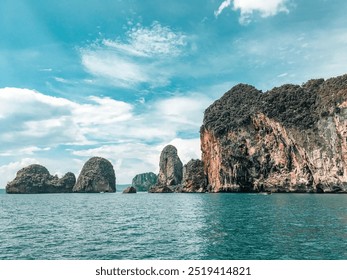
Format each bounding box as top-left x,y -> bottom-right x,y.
131,172 -> 157,192
149,145 -> 183,193
6,164 -> 76,194
73,157 -> 116,193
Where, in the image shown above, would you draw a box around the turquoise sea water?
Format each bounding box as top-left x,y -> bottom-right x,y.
0,191 -> 346,260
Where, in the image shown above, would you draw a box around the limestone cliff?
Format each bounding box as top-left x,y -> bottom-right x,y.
201,74 -> 347,193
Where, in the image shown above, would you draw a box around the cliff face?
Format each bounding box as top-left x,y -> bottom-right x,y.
201,74 -> 347,193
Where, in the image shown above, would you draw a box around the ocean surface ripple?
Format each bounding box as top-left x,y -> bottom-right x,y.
0,192 -> 346,259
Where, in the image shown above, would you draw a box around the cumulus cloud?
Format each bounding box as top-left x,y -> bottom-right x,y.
81,22 -> 187,88
153,94 -> 212,127
0,88 -> 133,149
73,96 -> 133,126
215,0 -> 289,24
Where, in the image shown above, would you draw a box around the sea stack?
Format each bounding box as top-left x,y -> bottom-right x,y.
181,159 -> 208,193
6,164 -> 76,194
200,74 -> 347,193
149,145 -> 183,193
73,157 -> 116,193
131,172 -> 157,191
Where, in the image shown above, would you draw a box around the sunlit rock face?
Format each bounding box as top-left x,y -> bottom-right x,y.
201,74 -> 347,193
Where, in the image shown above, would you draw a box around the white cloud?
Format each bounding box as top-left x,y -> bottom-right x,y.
215,0 -> 232,17
277,72 -> 288,78
54,77 -> 72,84
0,146 -> 51,156
73,96 -> 133,126
80,22 -> 187,88
0,88 -> 134,148
215,0 -> 289,24
103,22 -> 186,58
0,87 -> 72,117
81,50 -> 149,87
125,22 -> 187,57
154,94 -> 212,127
167,138 -> 201,165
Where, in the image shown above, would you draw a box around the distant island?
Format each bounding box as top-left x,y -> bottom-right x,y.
6,74 -> 347,194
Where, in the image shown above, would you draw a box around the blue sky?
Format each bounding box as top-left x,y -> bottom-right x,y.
1,0 -> 347,186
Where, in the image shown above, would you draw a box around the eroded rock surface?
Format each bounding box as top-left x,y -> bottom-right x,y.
6,164 -> 76,194
201,74 -> 347,193
132,172 -> 157,191
73,157 -> 116,193
181,159 -> 208,192
157,145 -> 183,186
148,186 -> 173,193
149,145 -> 183,193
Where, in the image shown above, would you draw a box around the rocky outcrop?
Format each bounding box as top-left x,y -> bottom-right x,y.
73,157 -> 116,193
131,172 -> 157,191
149,145 -> 183,193
148,186 -> 173,193
123,186 -> 137,193
201,74 -> 347,193
181,159 -> 208,192
157,145 -> 183,186
6,164 -> 75,194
